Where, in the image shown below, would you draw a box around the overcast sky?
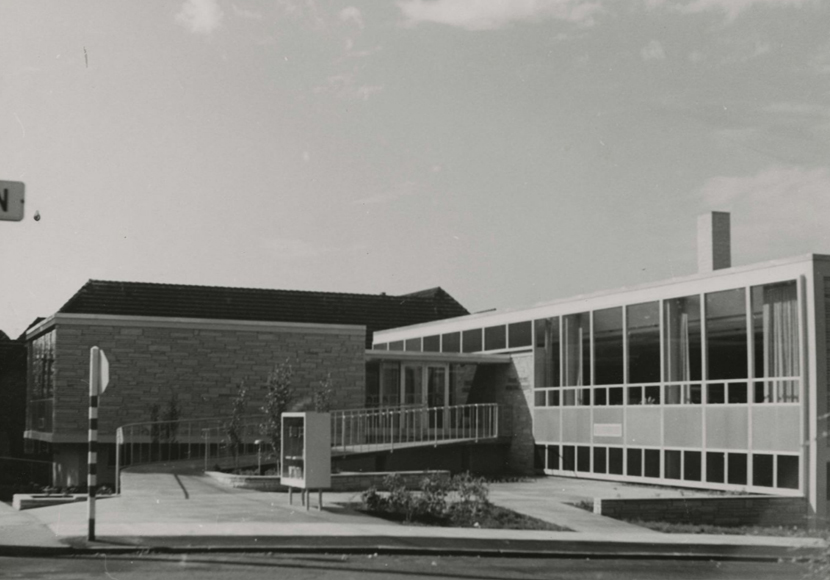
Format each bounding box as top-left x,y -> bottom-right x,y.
1,0 -> 829,338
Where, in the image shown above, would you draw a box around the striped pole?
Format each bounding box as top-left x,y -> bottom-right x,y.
87,347 -> 101,541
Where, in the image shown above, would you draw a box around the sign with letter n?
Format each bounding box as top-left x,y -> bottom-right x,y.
0,181 -> 25,221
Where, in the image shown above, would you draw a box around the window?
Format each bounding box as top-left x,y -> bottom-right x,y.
706,289 -> 748,380
594,307 -> 623,385
547,445 -> 560,470
777,455 -> 799,489
379,364 -> 401,407
627,448 -> 642,476
373,343 -> 388,350
577,446 -> 590,472
462,329 -> 482,353
627,302 -> 660,384
684,451 -> 701,481
508,321 -> 532,348
423,335 -> 440,352
609,448 -> 624,475
707,384 -> 725,404
664,296 -> 702,398
562,446 -> 575,471
665,450 -> 682,479
593,447 -> 607,474
753,454 -> 774,487
706,452 -> 725,483
405,338 -> 422,352
484,325 -> 506,351
728,453 -> 747,485
534,445 -> 546,470
389,340 -> 404,351
644,449 -> 660,478
752,281 -> 800,403
534,318 -> 560,388
563,313 -> 591,386
365,362 -> 380,407
442,332 -> 460,353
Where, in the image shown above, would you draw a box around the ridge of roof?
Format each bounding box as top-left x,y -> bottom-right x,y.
54,280 -> 469,347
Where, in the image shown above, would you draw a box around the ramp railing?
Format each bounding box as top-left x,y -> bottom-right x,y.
115,403 -> 500,492
330,403 -> 499,454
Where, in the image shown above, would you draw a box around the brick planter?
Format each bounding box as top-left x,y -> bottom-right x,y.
13,493 -> 87,510
594,495 -> 809,528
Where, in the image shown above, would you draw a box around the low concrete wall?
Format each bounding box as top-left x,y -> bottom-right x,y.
206,470 -> 450,492
595,495 -> 809,528
13,493 -> 87,510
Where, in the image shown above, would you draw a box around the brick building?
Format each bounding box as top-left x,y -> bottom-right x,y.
24,280 -> 469,487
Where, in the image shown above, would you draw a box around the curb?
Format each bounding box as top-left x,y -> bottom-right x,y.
2,537 -> 822,562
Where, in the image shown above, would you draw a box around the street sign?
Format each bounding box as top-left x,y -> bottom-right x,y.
99,350 -> 110,394
0,181 -> 25,221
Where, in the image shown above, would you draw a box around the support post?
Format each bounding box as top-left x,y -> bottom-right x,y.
87,347 -> 101,541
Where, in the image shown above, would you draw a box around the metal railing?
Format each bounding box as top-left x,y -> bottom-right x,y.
115,403 -> 500,492
115,414 -> 266,492
331,403 -> 499,454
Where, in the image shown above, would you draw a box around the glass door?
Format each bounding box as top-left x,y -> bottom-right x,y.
426,365 -> 449,430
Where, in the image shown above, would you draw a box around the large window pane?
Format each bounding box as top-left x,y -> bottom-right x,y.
442,332 -> 460,353
508,321 -> 532,348
752,281 -> 800,403
563,312 -> 591,386
423,335 -> 440,352
484,325 -> 506,350
534,318 -> 560,388
594,307 -> 623,385
627,302 -> 660,384
706,289 -> 748,380
462,329 -> 482,353
664,295 -> 702,388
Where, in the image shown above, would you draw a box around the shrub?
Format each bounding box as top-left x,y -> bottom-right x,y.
360,472 -> 491,525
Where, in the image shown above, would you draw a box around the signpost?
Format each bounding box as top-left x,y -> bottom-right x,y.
0,181 -> 25,221
87,347 -> 110,541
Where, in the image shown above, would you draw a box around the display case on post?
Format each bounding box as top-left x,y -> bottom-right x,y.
280,412 -> 331,510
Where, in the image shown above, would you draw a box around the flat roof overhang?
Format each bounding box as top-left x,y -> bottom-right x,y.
365,350 -> 513,365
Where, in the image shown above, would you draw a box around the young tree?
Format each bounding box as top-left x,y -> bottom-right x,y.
259,361 -> 295,459
148,403 -> 161,444
161,392 -> 181,443
313,373 -> 335,412
225,381 -> 249,468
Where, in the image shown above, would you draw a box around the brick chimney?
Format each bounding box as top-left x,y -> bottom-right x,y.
697,211 -> 731,273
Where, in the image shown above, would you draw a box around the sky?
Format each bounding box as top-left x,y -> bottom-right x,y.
1,0 -> 829,338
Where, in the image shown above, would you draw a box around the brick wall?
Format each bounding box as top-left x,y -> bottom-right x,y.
596,495 -> 809,528
49,318 -> 365,442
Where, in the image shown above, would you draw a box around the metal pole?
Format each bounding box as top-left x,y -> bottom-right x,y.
87,347 -> 100,541
115,427 -> 121,495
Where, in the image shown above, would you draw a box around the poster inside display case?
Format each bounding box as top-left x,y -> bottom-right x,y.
280,412 -> 331,490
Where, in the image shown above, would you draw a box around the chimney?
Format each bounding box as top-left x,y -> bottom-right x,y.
698,211 -> 731,273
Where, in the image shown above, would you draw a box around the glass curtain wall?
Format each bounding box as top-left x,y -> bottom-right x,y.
27,331 -> 55,433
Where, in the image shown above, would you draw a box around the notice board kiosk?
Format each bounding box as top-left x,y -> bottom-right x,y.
280,412 -> 331,510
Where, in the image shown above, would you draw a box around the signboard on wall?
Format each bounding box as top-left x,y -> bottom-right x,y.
0,181 -> 25,221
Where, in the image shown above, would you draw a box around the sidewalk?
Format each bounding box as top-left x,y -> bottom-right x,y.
1,473 -> 825,561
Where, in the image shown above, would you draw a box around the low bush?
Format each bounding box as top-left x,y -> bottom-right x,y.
359,471 -> 568,531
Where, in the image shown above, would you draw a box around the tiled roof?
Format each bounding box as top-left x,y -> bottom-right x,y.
57,280 -> 469,347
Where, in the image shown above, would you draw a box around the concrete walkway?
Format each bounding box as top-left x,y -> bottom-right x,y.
1,473 -> 825,561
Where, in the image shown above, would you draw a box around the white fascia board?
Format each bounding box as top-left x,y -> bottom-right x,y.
27,313 -> 365,339
375,254 -> 819,343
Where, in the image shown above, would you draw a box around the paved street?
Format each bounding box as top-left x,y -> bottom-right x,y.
0,554 -> 813,580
